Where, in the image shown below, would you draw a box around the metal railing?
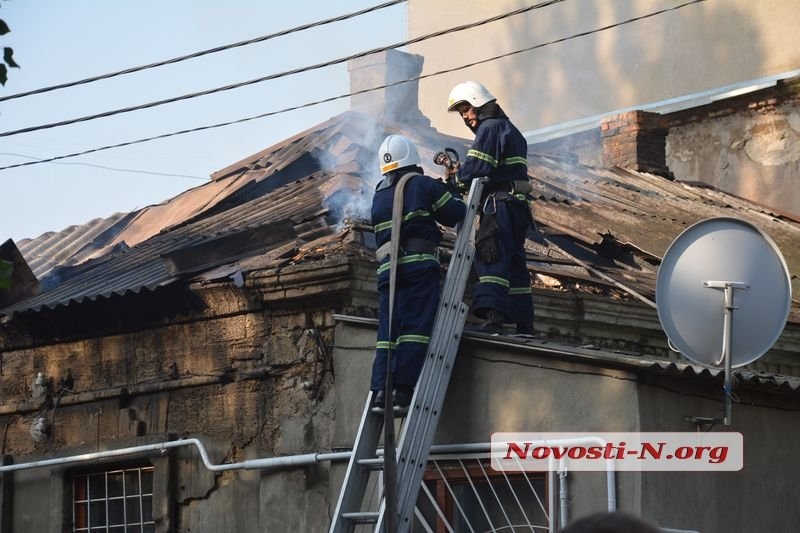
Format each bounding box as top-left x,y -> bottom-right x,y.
351,444 -> 553,533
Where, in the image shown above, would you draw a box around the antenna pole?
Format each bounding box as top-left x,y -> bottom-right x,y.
704,280 -> 749,426
721,284 -> 735,426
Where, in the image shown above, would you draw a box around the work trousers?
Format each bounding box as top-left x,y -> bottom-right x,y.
371,267 -> 440,391
472,197 -> 534,323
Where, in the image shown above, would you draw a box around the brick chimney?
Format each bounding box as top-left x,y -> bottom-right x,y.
601,111 -> 672,178
347,49 -> 430,127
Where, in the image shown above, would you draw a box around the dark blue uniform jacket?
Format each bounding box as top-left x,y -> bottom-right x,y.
372,170 -> 466,282
458,116 -> 528,187
369,168 -> 466,390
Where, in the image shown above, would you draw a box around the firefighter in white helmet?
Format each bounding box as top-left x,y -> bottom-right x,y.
447,81 -> 535,336
369,134 -> 466,413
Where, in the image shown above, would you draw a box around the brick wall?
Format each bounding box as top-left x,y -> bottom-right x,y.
601,110 -> 671,178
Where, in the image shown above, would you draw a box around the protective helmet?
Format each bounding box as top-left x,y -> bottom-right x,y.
378,134 -> 420,175
447,81 -> 496,112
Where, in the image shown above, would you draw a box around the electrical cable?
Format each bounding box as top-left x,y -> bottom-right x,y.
0,0 -> 706,172
0,0 -> 408,103
0,0 -> 565,138
0,152 -> 208,180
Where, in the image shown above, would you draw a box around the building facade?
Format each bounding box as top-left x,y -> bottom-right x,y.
409,0 -> 800,216
1,49 -> 799,532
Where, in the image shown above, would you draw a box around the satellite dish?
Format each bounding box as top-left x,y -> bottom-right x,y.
656,217 -> 792,369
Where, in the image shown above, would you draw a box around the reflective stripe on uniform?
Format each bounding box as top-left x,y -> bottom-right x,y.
500,156 -> 528,167
397,334 -> 430,345
377,335 -> 430,348
478,275 -> 510,287
377,253 -> 438,275
432,191 -> 455,211
373,209 -> 433,233
466,152 -> 528,170
467,149 -> 497,167
509,286 -> 532,295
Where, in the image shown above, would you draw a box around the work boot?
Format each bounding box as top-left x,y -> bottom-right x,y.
515,322 -> 535,336
393,385 -> 414,416
370,389 -> 386,414
469,310 -> 504,335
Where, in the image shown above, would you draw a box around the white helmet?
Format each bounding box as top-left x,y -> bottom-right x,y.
378,134 -> 420,175
447,81 -> 496,112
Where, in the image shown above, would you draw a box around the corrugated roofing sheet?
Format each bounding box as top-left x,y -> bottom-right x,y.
471,332 -> 800,392
4,110 -> 799,328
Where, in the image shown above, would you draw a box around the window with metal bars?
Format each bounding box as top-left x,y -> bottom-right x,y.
72,465 -> 155,533
414,458 -> 549,532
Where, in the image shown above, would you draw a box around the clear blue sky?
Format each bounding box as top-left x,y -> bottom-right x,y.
0,0 -> 406,242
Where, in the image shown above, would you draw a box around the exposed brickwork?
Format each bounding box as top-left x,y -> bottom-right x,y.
601,110 -> 672,178
664,75 -> 800,217
663,77 -> 800,127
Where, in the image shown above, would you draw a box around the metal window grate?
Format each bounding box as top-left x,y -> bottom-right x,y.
348,450 -> 550,533
72,465 -> 155,533
414,455 -> 549,533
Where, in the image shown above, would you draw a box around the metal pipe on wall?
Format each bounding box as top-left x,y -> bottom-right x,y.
0,438 -> 618,525
0,438 -> 352,474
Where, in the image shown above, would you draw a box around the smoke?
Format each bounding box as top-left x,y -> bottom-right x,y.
315,115 -> 385,230
340,186 -> 379,231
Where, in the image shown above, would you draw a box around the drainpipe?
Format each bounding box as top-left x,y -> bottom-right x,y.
558,455 -> 569,529
548,456 -> 558,533
533,437 -> 617,515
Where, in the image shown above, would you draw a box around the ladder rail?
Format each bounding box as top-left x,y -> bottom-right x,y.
377,177 -> 486,532
330,177 -> 485,533
330,391 -> 385,533
381,300 -> 470,530
396,177 -> 483,458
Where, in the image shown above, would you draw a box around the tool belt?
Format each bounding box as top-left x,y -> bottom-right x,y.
484,179 -> 532,196
375,238 -> 437,261
476,179 -> 535,263
475,212 -> 501,263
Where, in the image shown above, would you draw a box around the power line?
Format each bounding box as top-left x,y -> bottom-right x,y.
0,152 -> 208,180
0,0 -> 565,138
0,0 -> 407,103
0,0 -> 707,173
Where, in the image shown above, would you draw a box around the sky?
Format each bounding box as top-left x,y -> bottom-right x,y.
0,0 -> 407,242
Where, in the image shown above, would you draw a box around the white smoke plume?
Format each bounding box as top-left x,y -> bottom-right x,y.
315,116 -> 385,231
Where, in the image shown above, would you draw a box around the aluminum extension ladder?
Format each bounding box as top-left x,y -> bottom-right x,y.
330,177 -> 486,533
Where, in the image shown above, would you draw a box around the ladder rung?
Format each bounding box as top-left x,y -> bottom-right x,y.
356,457 -> 384,470
331,178 -> 486,533
341,512 -> 378,524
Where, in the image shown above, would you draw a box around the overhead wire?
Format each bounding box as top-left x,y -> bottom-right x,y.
0,0 -> 707,173
0,0 -> 566,138
0,152 -> 208,180
0,0 -> 408,103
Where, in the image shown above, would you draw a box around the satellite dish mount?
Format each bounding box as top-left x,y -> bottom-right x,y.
702,280 -> 749,426
656,217 -> 792,429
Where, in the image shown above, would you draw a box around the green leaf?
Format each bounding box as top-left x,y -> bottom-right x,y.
3,47 -> 18,68
0,259 -> 13,290
0,64 -> 6,86
0,20 -> 9,36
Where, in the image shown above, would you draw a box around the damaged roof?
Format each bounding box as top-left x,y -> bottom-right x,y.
2,108 -> 799,386
5,109 -> 799,317
527,157 -> 800,311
